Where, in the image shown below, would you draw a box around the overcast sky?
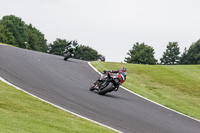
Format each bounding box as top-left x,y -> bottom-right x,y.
1,0 -> 200,62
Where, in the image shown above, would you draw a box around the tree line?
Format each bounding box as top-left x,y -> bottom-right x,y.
0,15 -> 100,61
0,15 -> 47,52
0,15 -> 199,64
125,41 -> 200,65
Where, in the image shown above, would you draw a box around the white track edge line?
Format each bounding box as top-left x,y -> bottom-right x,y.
0,76 -> 122,133
88,62 -> 200,123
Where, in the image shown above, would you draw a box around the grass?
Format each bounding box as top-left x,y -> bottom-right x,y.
91,61 -> 200,120
0,42 -> 15,47
0,80 -> 116,133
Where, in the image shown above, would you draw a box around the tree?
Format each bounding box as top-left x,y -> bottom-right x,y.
48,38 -> 68,56
0,24 -> 16,44
0,15 -> 47,52
0,15 -> 28,47
74,45 -> 100,61
160,42 -> 180,65
180,40 -> 200,64
27,24 -> 47,52
125,42 -> 157,64
179,47 -> 190,64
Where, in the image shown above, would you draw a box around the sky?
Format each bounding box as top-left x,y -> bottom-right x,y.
1,0 -> 200,62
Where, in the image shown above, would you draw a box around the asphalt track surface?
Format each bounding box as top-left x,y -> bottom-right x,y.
0,45 -> 200,133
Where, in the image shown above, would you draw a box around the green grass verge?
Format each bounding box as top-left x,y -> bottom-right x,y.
91,61 -> 200,120
0,80 -> 116,133
0,42 -> 15,47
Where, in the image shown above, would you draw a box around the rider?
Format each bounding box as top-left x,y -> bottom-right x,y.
94,67 -> 127,90
104,67 -> 127,85
99,55 -> 105,61
64,39 -> 79,53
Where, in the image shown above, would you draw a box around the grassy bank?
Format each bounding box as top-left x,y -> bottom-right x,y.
91,61 -> 200,120
0,42 -> 15,46
0,80 -> 116,133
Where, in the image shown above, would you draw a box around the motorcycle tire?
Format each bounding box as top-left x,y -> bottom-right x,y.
98,82 -> 115,95
64,52 -> 71,61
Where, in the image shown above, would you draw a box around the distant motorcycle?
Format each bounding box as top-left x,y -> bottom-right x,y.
63,45 -> 77,61
90,73 -> 120,95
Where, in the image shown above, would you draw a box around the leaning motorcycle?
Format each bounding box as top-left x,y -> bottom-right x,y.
63,45 -> 76,61
90,73 -> 120,95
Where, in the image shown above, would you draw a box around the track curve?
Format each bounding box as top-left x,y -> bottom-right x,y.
0,45 -> 199,133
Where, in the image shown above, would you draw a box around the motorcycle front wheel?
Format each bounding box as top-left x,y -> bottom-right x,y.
90,86 -> 95,91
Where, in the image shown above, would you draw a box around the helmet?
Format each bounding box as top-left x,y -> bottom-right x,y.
121,67 -> 127,72
73,39 -> 78,46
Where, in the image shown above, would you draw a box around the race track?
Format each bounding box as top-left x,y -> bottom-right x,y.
0,45 -> 199,133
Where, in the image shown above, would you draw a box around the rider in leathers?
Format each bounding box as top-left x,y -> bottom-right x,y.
64,39 -> 79,53
95,67 -> 127,91
105,67 -> 127,85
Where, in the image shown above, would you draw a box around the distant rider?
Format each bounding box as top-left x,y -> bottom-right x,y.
64,39 -> 79,53
99,55 -> 105,61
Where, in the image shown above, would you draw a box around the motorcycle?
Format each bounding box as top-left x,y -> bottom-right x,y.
63,45 -> 77,61
90,72 -> 120,95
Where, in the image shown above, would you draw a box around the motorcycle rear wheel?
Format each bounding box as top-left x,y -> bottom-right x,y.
98,82 -> 115,95
64,52 -> 71,61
